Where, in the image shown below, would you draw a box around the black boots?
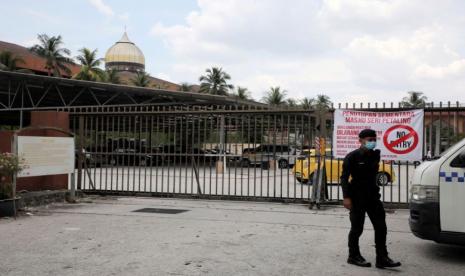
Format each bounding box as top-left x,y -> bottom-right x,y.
347,255 -> 401,269
347,255 -> 371,267
376,255 -> 401,269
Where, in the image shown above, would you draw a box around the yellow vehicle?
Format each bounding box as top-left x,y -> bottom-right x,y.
293,149 -> 395,186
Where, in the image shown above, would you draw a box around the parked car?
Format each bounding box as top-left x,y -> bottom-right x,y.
240,144 -> 300,169
105,138 -> 160,166
292,149 -> 395,186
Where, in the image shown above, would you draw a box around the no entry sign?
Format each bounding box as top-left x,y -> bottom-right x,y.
333,109 -> 424,161
383,125 -> 419,154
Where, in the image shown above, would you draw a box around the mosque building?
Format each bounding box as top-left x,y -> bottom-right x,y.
104,32 -> 180,90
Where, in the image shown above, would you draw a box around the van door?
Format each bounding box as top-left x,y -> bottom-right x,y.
439,146 -> 465,233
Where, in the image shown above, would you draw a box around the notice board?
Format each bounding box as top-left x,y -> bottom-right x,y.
17,136 -> 75,177
333,109 -> 424,161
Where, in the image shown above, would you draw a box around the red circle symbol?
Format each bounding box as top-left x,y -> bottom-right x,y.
383,125 -> 419,154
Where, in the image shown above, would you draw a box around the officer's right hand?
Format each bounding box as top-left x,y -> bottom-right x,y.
343,198 -> 352,210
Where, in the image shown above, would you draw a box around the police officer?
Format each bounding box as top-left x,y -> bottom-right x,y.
341,129 -> 401,269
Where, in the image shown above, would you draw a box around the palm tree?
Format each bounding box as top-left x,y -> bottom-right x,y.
312,94 -> 332,136
73,48 -> 105,81
29,34 -> 73,77
103,69 -> 120,84
199,67 -> 233,95
300,97 -> 315,110
286,98 -> 298,107
313,94 -> 332,109
179,82 -> 193,92
130,71 -> 151,87
401,91 -> 428,107
262,86 -> 287,106
0,51 -> 29,72
234,86 -> 251,100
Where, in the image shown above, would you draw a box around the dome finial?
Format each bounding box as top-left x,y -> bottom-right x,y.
119,31 -> 131,43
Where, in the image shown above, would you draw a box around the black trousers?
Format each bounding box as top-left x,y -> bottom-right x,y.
348,197 -> 388,257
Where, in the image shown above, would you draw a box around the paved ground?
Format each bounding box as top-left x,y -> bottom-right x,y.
77,163 -> 415,203
1,197 -> 464,275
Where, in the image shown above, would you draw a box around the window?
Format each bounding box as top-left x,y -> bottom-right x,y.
450,150 -> 465,168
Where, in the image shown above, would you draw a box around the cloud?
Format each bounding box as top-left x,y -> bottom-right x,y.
88,0 -> 114,17
415,60 -> 465,79
150,0 -> 465,104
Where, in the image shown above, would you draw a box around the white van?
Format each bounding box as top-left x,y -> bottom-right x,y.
409,138 -> 465,245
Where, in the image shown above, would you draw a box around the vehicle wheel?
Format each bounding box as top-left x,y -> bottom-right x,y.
376,172 -> 390,186
110,158 -> 117,166
278,159 -> 289,169
296,177 -> 308,184
308,173 -> 314,185
241,159 -> 251,167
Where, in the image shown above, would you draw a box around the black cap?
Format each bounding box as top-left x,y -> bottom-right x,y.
359,129 -> 376,138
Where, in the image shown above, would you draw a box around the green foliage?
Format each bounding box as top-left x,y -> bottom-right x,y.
286,98 -> 297,107
103,69 -> 120,84
130,71 -> 151,87
199,67 -> 233,95
401,91 -> 428,108
29,33 -> 73,77
300,97 -> 315,109
0,153 -> 26,199
73,48 -> 105,81
234,86 -> 251,100
0,51 -> 24,71
262,86 -> 287,106
179,82 -> 193,92
313,94 -> 332,110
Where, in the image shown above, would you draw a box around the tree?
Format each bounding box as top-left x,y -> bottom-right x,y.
199,67 -> 233,95
103,69 -> 120,84
29,34 -> 73,77
234,86 -> 251,100
300,97 -> 315,110
0,51 -> 30,73
73,48 -> 105,81
286,98 -> 298,107
179,82 -> 193,92
130,71 -> 151,87
262,86 -> 287,106
401,91 -> 428,107
313,94 -> 332,136
313,94 -> 332,109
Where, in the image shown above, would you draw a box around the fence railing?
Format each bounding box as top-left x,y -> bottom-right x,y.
67,103 -> 465,205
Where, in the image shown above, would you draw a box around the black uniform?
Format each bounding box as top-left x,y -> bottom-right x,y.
340,148 -> 388,258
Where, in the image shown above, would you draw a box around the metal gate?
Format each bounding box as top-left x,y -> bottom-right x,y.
70,105 -> 423,205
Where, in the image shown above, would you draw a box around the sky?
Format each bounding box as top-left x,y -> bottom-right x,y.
2,0 -> 465,105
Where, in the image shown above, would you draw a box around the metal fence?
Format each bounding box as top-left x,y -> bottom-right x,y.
68,103 -> 465,205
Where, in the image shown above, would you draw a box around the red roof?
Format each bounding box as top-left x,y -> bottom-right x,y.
0,41 -> 80,77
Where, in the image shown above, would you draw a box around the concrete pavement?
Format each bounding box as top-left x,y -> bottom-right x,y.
1,197 -> 464,275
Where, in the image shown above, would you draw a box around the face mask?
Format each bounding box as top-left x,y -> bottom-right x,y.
364,141 -> 377,150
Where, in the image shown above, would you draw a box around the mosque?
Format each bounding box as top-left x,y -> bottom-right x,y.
104,31 -> 180,90
0,31 -> 182,91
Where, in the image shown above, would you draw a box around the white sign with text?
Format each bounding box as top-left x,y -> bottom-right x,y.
333,109 -> 424,161
17,136 -> 75,177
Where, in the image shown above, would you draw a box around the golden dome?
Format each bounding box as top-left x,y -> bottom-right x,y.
105,32 -> 145,71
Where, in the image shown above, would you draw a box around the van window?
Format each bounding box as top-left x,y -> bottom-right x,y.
450,149 -> 465,168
